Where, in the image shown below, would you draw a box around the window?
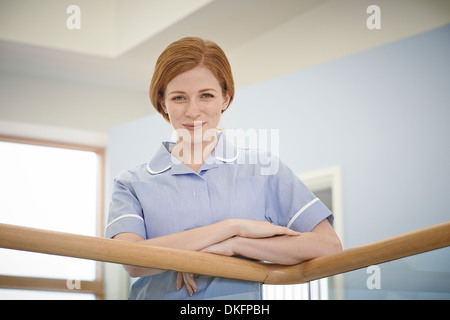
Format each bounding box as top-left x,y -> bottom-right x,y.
0,136 -> 104,299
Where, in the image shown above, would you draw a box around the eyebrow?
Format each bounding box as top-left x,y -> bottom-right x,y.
167,88 -> 218,95
199,88 -> 218,93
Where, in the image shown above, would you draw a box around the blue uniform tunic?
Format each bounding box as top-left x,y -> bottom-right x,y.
106,132 -> 333,299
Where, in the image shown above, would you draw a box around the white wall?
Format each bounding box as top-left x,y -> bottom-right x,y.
107,24 -> 450,299
0,72 -> 150,132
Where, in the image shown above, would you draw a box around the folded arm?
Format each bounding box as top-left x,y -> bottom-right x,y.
180,218 -> 341,295
112,218 -> 299,277
113,217 -> 341,296
203,218 -> 342,264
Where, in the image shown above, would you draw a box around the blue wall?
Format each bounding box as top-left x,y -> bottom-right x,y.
108,24 -> 450,299
228,24 -> 450,243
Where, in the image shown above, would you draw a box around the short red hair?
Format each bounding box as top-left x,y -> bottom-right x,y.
149,37 -> 234,122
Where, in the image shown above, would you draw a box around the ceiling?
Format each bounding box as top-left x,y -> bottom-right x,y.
0,0 -> 449,137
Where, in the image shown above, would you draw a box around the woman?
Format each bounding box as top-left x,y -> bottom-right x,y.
106,37 -> 342,299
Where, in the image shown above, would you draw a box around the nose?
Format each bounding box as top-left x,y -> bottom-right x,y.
185,100 -> 202,119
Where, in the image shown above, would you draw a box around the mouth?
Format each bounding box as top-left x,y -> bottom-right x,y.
183,122 -> 205,131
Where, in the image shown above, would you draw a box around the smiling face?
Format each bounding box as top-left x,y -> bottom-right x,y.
162,66 -> 230,143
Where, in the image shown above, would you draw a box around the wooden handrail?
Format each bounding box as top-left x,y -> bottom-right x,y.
265,221 -> 450,284
0,221 -> 449,284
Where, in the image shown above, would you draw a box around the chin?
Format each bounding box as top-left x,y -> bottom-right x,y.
174,125 -> 218,143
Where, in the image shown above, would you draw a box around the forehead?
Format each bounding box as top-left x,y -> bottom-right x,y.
166,66 -> 221,92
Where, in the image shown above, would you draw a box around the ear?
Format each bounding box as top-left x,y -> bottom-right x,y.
222,93 -> 231,111
159,99 -> 168,114
158,91 -> 168,114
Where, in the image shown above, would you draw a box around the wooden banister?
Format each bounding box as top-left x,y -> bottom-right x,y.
0,221 -> 449,284
264,221 -> 450,284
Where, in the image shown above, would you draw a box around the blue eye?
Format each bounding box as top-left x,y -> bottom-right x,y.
201,93 -> 214,98
172,96 -> 185,101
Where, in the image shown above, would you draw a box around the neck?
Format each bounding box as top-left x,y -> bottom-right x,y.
172,133 -> 218,170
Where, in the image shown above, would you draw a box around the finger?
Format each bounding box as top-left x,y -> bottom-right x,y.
177,272 -> 183,291
277,226 -> 301,236
286,228 -> 301,235
183,273 -> 198,296
182,273 -> 193,296
187,273 -> 198,294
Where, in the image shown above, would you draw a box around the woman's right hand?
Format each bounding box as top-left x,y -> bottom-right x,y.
177,272 -> 198,296
229,219 -> 300,239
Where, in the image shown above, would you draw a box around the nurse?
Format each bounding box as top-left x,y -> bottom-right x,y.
106,37 -> 342,299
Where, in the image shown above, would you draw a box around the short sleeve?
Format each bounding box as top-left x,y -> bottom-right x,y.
265,157 -> 333,233
105,175 -> 147,239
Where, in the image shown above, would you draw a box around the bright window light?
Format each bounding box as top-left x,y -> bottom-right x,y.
0,141 -> 99,281
0,289 -> 96,300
